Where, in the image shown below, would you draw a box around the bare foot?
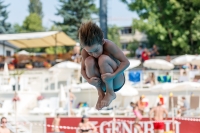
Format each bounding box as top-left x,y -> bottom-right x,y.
95,85 -> 105,110
96,95 -> 104,110
100,92 -> 116,109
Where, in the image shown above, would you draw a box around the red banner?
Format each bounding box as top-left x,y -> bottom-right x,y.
46,117 -> 199,133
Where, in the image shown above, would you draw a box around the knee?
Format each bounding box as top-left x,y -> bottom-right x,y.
98,55 -> 110,66
85,56 -> 96,67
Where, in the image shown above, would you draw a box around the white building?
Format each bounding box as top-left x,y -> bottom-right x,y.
0,41 -> 18,56
119,26 -> 148,49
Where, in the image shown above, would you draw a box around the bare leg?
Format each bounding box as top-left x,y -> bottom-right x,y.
154,130 -> 158,133
85,56 -> 105,110
157,130 -> 164,133
134,118 -> 143,133
98,55 -> 124,109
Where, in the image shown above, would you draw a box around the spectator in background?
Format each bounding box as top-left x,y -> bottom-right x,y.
141,48 -> 150,62
12,55 -> 18,68
180,97 -> 189,116
181,63 -> 191,70
193,54 -> 199,70
178,70 -> 189,82
165,72 -> 171,82
137,96 -> 145,115
126,102 -> 135,116
69,89 -> 76,116
145,73 -> 155,85
52,114 -> 61,132
126,102 -> 134,110
177,109 -> 181,117
158,72 -> 171,83
166,55 -> 171,62
150,45 -> 159,57
71,44 -> 81,63
78,115 -> 97,133
0,117 -> 10,133
135,45 -> 143,59
132,102 -> 144,133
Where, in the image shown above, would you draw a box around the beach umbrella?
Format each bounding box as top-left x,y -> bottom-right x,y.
171,54 -> 196,65
127,59 -> 141,70
143,59 -> 174,70
190,55 -> 200,66
49,61 -> 81,71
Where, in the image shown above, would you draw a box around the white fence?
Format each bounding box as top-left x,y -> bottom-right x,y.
0,69 -> 77,92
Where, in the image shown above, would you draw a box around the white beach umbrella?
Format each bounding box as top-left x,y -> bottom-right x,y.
150,83 -> 178,93
190,55 -> 200,66
169,82 -> 200,92
171,54 -> 196,65
127,59 -> 141,70
143,59 -> 174,70
49,61 -> 81,71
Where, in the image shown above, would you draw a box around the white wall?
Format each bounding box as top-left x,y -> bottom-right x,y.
0,44 -> 15,56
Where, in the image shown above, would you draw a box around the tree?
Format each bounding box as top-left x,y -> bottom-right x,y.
127,41 -> 139,57
107,25 -> 121,48
0,0 -> 14,33
14,0 -> 44,33
22,13 -> 43,32
20,13 -> 44,53
28,0 -> 43,18
13,0 -> 44,52
122,0 -> 200,55
13,23 -> 24,33
54,0 -> 98,41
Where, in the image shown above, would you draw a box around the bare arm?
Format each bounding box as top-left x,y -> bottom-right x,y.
164,108 -> 168,120
70,93 -> 76,100
89,122 -> 97,133
72,94 -> 76,100
81,49 -> 90,81
149,108 -> 155,121
51,119 -> 55,131
78,123 -> 82,133
105,40 -> 130,78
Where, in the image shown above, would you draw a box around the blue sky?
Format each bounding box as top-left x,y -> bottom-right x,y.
5,0 -> 138,28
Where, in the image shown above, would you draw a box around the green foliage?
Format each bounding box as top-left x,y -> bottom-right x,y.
127,41 -> 139,57
14,0 -> 44,33
54,0 -> 98,41
13,0 -> 44,53
122,0 -> 200,55
28,0 -> 43,18
13,23 -> 24,33
22,13 -> 43,32
45,46 -> 66,54
108,25 -> 121,48
0,0 -> 14,33
49,25 -> 62,31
